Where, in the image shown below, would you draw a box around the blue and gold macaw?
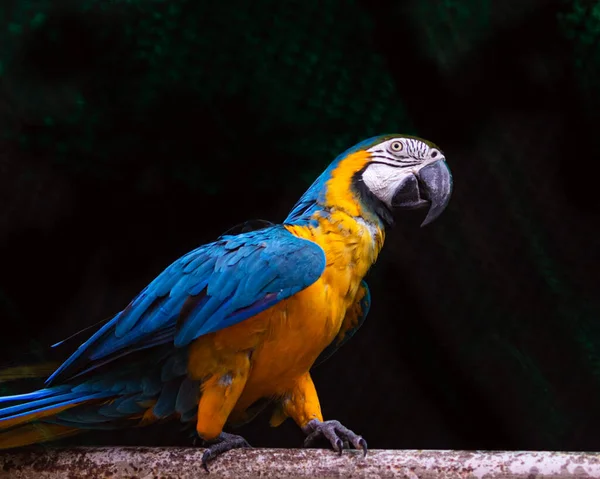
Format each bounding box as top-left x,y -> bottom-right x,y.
0,135 -> 452,466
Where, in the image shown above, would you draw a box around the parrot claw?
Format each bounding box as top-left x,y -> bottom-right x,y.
302,419 -> 368,457
198,432 -> 251,472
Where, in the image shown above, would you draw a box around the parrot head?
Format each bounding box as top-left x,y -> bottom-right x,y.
285,134 -> 453,228
355,135 -> 453,227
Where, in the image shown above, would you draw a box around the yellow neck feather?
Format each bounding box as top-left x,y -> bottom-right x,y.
285,210 -> 384,282
322,150 -> 371,218
286,149 -> 385,282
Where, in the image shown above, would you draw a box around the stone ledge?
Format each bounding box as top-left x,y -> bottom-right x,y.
1,447 -> 600,478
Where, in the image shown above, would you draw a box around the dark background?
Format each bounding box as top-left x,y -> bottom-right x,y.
1,0 -> 599,452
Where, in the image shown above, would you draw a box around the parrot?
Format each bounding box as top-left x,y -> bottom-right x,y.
0,134 -> 452,468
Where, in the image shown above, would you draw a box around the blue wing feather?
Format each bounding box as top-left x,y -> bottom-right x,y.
153,380 -> 180,418
175,377 -> 200,418
115,396 -> 146,415
46,225 -> 325,385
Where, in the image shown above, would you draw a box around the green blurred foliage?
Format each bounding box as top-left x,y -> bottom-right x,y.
559,0 -> 600,113
404,0 -> 492,70
0,0 -> 411,191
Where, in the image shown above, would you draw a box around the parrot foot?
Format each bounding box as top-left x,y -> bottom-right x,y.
198,432 -> 251,472
302,419 -> 368,457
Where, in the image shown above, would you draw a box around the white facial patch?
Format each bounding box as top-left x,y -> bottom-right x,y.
366,138 -> 439,164
362,137 -> 446,206
361,163 -> 412,206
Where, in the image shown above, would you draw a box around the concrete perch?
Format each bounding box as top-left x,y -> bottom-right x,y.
2,447 -> 600,478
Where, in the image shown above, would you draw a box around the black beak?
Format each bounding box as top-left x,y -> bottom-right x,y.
391,159 -> 453,227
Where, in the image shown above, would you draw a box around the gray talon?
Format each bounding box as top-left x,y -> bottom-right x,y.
198,432 -> 251,471
301,419 -> 368,456
358,438 -> 368,457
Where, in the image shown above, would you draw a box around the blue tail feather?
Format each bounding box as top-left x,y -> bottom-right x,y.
0,386 -> 70,405
0,391 -> 85,417
0,391 -> 113,423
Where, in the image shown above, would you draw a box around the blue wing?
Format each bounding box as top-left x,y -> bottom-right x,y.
46,225 -> 326,385
313,280 -> 371,367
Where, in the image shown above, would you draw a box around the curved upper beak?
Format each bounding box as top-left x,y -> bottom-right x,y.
418,159 -> 453,227
391,159 -> 453,227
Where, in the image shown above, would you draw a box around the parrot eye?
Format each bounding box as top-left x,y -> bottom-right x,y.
430,150 -> 439,158
389,141 -> 403,153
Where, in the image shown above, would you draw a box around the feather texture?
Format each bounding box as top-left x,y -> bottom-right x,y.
46,226 -> 326,385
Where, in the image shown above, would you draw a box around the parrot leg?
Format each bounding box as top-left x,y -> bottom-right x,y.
302,419 -> 368,456
200,432 -> 251,472
273,372 -> 368,456
194,353 -> 251,470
